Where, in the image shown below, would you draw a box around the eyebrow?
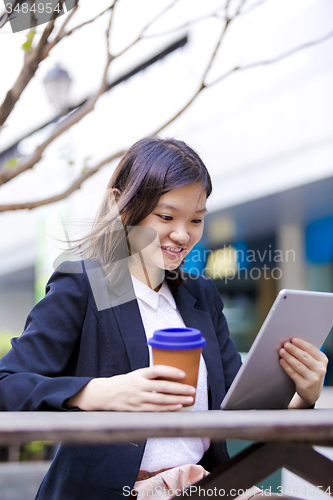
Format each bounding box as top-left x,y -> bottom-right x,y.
157,203 -> 207,214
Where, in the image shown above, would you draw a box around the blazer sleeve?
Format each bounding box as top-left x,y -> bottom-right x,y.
208,278 -> 242,393
0,263 -> 93,411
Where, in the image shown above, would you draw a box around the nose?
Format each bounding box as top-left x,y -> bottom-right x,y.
169,225 -> 190,245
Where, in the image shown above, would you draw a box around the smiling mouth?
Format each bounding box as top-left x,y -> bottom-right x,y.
161,246 -> 185,257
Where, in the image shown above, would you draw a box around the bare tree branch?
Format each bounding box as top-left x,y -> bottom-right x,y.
0,149 -> 126,212
153,87 -> 203,136
141,0 -> 182,34
208,29 -> 333,88
30,0 -> 38,30
0,0 -> 235,207
239,0 -> 269,16
143,12 -> 225,40
0,1 -> 331,212
113,0 -> 182,59
237,0 -> 248,15
0,0 -> 20,29
225,0 -> 232,17
0,0 -> 66,127
0,11 -> 9,29
45,2 -> 113,55
0,2 -> 118,188
202,20 -> 230,84
106,0 -> 116,61
56,0 -> 79,32
151,5 -> 236,136
240,29 -> 333,69
0,1 -> 116,140
43,0 -> 79,55
64,3 -> 113,36
151,17 -> 231,135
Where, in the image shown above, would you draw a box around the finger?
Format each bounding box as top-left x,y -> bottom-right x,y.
281,342 -> 318,371
141,365 -> 187,381
142,391 -> 194,406
280,356 -> 324,405
290,338 -> 328,363
144,379 -> 196,396
279,347 -> 313,378
279,357 -> 306,385
131,403 -> 184,412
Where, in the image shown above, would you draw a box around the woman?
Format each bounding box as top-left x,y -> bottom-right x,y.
0,137 -> 327,500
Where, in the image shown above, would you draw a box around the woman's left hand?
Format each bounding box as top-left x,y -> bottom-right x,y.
279,337 -> 328,409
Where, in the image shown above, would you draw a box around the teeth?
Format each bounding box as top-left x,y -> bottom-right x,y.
163,247 -> 182,252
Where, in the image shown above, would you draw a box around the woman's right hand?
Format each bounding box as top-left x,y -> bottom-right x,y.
67,365 -> 196,412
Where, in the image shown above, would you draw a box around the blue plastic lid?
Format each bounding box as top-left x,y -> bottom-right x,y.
148,327 -> 206,350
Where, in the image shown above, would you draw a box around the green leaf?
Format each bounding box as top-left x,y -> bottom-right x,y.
22,30 -> 36,52
4,157 -> 19,168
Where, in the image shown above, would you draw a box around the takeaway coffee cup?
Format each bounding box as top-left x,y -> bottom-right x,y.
147,327 -> 206,407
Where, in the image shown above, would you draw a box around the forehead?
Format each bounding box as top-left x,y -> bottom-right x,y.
156,183 -> 207,212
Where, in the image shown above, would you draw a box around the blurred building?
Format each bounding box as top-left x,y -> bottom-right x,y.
0,0 -> 333,387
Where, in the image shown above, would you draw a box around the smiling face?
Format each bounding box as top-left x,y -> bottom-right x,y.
134,183 -> 207,274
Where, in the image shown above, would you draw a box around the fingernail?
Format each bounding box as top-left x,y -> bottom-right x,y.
189,387 -> 196,394
186,397 -> 194,403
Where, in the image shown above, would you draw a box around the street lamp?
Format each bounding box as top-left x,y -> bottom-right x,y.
43,63 -> 72,113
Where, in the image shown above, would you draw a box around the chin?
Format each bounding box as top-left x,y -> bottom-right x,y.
163,262 -> 182,272
163,256 -> 186,270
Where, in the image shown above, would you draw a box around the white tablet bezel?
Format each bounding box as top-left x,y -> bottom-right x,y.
221,289 -> 333,410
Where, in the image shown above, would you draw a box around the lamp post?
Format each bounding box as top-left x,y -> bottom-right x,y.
43,63 -> 72,113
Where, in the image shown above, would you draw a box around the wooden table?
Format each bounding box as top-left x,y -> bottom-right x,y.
0,410 -> 332,497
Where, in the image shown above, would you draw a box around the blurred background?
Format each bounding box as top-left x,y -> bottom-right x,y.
1,0 -> 333,378
0,0 -> 333,495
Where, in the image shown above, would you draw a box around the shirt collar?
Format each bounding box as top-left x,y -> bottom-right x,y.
131,275 -> 177,311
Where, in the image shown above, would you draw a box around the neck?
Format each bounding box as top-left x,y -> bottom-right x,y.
129,255 -> 165,291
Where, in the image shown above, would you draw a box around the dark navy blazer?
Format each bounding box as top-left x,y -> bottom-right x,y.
0,260 -> 241,500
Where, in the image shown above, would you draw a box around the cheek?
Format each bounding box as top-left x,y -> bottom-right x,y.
154,227 -> 169,245
182,228 -> 203,258
191,225 -> 204,244
127,226 -> 159,254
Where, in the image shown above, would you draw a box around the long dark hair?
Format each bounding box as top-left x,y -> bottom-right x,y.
77,136 -> 212,288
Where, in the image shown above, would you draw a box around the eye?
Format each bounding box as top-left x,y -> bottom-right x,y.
192,219 -> 203,224
157,215 -> 173,221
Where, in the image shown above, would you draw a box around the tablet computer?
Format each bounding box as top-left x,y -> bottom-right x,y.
221,289 -> 333,410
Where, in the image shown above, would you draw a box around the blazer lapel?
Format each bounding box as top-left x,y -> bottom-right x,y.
173,285 -> 226,406
112,299 -> 150,372
110,275 -> 226,407
85,259 -> 149,372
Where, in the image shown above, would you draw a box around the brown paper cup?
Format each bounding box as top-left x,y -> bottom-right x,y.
152,347 -> 202,407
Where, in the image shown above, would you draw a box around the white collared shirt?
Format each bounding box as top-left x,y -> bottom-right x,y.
131,275 -> 210,472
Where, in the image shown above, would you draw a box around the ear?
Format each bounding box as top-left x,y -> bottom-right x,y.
111,188 -> 121,200
110,188 -> 124,221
